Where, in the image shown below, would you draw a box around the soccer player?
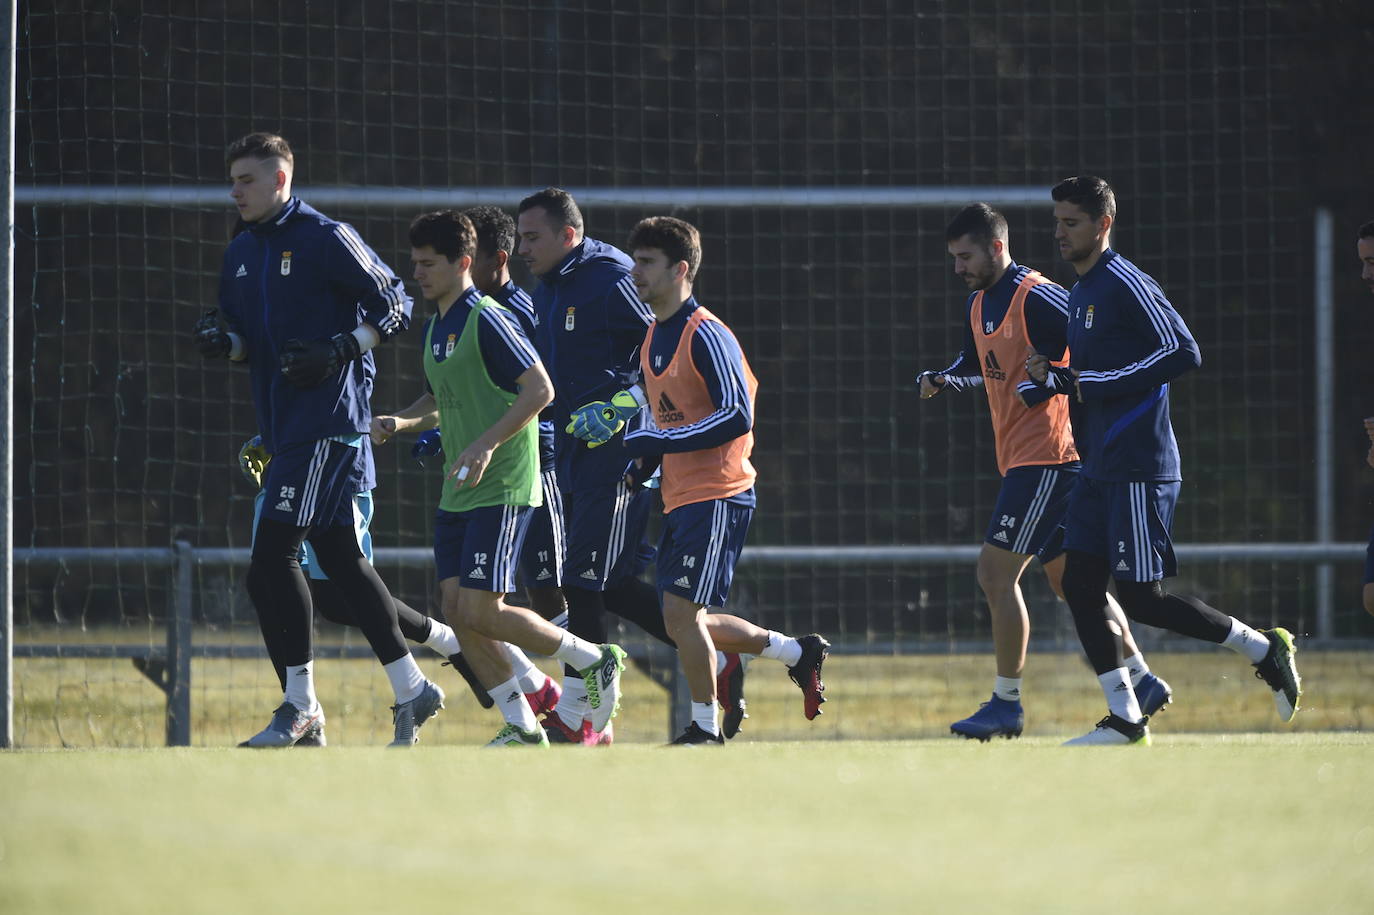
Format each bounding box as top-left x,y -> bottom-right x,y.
570,216 -> 831,743
917,203 -> 1170,741
1027,176 -> 1301,745
373,209 -> 625,746
193,132 -> 444,747
238,435 -> 496,741
375,204 -> 566,719
516,188 -> 751,741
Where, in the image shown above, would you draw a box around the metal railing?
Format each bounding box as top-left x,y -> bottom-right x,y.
6,541 -> 1364,746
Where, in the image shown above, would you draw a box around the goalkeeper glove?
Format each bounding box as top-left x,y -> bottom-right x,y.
411,427 -> 443,467
279,331 -> 363,388
237,435 -> 272,489
566,390 -> 641,447
1041,364 -> 1079,395
193,309 -> 233,358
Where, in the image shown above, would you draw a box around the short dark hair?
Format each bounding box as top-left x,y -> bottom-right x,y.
517,187 -> 584,238
462,205 -> 517,258
1051,175 -> 1117,223
1360,221 -> 1374,241
626,216 -> 702,283
945,203 -> 1008,247
408,210 -> 476,263
226,132 -> 294,170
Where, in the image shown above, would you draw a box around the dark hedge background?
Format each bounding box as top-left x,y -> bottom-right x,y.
13,0 -> 1374,641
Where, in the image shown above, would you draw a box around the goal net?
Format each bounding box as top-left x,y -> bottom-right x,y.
10,2 -> 1370,747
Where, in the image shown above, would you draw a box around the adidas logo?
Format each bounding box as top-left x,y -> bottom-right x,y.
536,568 -> 551,581
1113,682 -> 1130,692
983,350 -> 1006,381
468,568 -> 486,580
993,530 -> 1009,543
580,569 -> 598,580
1115,560 -> 1129,572
674,576 -> 691,588
275,499 -> 292,511
505,691 -> 520,703
658,391 -> 683,423
235,264 -> 247,277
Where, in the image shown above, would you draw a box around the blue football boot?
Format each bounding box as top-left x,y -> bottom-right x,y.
1134,672 -> 1173,717
950,693 -> 1024,741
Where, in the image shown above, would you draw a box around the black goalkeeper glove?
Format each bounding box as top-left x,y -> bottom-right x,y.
193,309 -> 233,358
279,332 -> 362,388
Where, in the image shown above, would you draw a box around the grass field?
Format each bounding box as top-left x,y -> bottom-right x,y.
10,643 -> 1374,746
3,734 -> 1372,914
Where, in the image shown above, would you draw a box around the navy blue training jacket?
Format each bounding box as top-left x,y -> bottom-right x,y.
1059,249 -> 1201,482
530,237 -> 654,490
218,197 -> 412,453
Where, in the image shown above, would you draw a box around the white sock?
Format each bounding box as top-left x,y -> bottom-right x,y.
1124,653 -> 1150,686
284,660 -> 318,713
760,631 -> 803,667
384,654 -> 427,703
424,620 -> 462,658
552,631 -> 602,671
1098,668 -> 1143,723
692,701 -> 719,736
504,644 -> 545,693
488,676 -> 538,731
549,611 -> 569,630
1222,617 -> 1271,663
556,677 -> 589,729
993,676 -> 1022,702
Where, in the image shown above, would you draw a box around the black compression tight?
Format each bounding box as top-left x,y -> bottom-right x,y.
309,576 -> 435,645
1062,549 -> 1233,676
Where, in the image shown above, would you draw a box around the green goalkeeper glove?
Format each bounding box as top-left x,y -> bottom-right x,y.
238,435 -> 272,488
566,390 -> 641,447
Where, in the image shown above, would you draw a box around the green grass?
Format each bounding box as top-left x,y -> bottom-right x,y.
11,646 -> 1374,747
3,736 -> 1372,914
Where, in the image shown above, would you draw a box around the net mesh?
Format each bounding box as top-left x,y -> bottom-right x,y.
12,1 -> 1371,746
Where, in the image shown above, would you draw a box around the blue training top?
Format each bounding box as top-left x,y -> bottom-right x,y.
1060,249 -> 1201,482
218,197 -> 412,454
530,237 -> 655,491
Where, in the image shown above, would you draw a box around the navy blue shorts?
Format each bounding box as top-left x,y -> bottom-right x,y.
657,497 -> 753,608
1063,477 -> 1179,582
562,480 -> 654,591
984,463 -> 1078,560
1365,523 -> 1374,584
433,503 -> 532,592
518,469 -> 566,589
257,439 -> 363,531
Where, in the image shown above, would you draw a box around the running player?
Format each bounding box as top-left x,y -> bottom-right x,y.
917,203 -> 1169,741
571,216 -> 830,742
517,188 -> 750,742
376,205 -> 566,719
375,209 -> 625,745
194,132 -> 444,747
1027,176 -> 1301,745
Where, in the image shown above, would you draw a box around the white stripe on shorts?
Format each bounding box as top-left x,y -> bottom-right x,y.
1130,482 -> 1149,581
296,440 -> 330,527
694,500 -> 730,606
1013,468 -> 1057,554
600,482 -> 632,584
542,469 -> 566,581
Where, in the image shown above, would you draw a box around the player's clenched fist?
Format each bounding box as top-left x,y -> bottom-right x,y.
370,415 -> 398,445
916,371 -> 946,399
193,309 -> 233,358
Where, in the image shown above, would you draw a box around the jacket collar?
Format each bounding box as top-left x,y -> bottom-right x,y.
247,196 -> 302,236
